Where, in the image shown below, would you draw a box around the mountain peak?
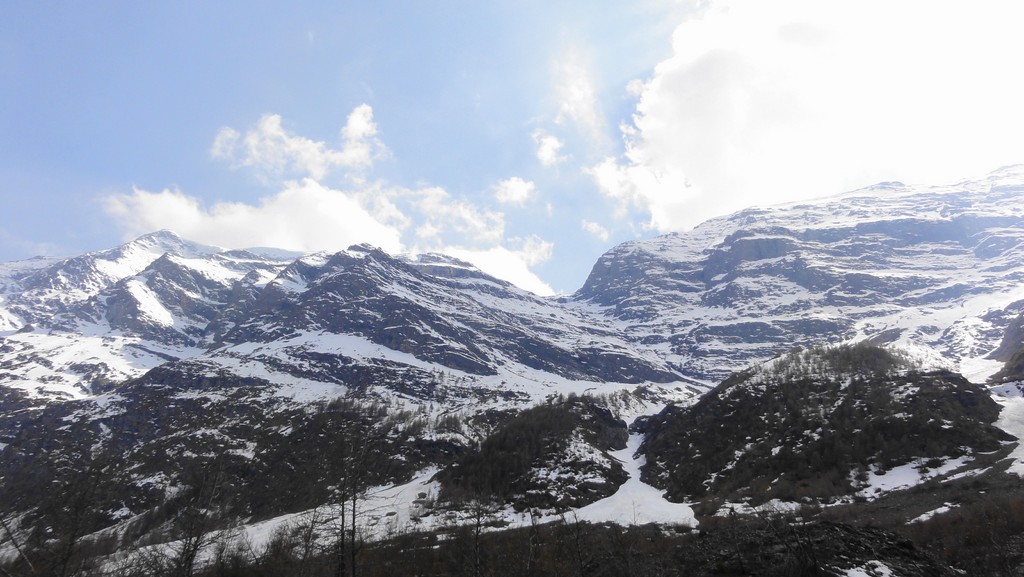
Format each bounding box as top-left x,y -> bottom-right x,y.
127,230 -> 222,258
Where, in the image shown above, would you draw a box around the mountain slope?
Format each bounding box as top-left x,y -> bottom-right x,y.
638,343 -> 1015,504
0,235 -> 686,405
5,168 -> 1024,572
437,394 -> 629,511
0,231 -> 296,399
574,165 -> 1024,385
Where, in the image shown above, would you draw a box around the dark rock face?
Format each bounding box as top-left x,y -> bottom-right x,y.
223,249 -> 500,375
639,344 -> 1015,503
213,247 -> 681,383
677,520 -> 958,577
989,317 -> 1024,384
437,395 -> 629,511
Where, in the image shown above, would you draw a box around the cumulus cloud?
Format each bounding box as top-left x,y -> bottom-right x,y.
104,180 -> 404,254
493,177 -> 537,206
103,180 -> 560,294
211,104 -> 386,180
594,0 -> 1024,231
338,104 -> 384,169
106,109 -> 563,295
443,236 -> 555,296
580,219 -> 610,242
413,186 -> 505,245
532,129 -> 567,167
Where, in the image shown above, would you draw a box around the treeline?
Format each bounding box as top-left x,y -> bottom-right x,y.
0,395 -> 457,577
0,392 -> 636,576
41,509 -> 969,577
437,393 -> 628,511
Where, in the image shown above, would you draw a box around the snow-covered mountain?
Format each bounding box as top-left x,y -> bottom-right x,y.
0,231 -> 294,398
5,167 -> 1024,573
576,165 -> 1024,385
6,168 -> 1024,406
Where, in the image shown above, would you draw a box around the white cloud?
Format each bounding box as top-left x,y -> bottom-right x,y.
211,105 -> 386,180
443,236 -> 555,296
210,127 -> 239,160
580,219 -> 610,242
104,181 -> 403,254
532,129 -> 567,167
413,186 -> 505,245
554,51 -> 605,144
515,235 -> 554,267
415,222 -> 441,242
493,176 -> 537,206
594,0 -> 1024,231
105,110 -> 562,295
104,180 -> 559,294
338,104 -> 384,169
0,230 -> 61,258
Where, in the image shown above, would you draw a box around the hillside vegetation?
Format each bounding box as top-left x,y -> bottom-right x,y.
640,343 -> 1015,503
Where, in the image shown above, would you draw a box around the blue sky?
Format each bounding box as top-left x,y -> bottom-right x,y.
3,1 -> 1023,294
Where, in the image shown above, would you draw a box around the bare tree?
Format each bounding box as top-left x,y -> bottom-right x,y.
321,397 -> 396,577
0,514 -> 35,575
125,462 -> 230,577
0,449 -> 110,577
559,511 -> 593,577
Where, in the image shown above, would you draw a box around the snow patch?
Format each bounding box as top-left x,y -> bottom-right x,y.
126,279 -> 175,326
855,456 -> 970,499
571,433 -> 697,527
993,389 -> 1024,476
908,502 -> 958,524
840,560 -> 894,577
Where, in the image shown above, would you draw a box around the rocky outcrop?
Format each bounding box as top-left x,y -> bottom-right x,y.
639,344 -> 1015,503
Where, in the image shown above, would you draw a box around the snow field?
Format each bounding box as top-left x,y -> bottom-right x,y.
992,385 -> 1024,477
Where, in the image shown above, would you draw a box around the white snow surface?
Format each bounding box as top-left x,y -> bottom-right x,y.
993,383 -> 1024,476
126,279 -> 175,326
571,433 -> 696,526
0,329 -> 201,399
855,457 -> 971,500
908,503 -> 958,524
840,560 -> 895,577
0,232 -> 297,397
201,329 -> 693,412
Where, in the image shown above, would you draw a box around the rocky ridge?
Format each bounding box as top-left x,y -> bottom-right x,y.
576,165 -> 1024,385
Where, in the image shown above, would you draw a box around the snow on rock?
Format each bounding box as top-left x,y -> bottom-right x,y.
840,560 -> 895,577
855,457 -> 971,500
152,434 -> 697,575
126,279 -> 175,326
572,433 -> 697,527
0,306 -> 21,333
575,167 -> 1024,385
908,503 -> 958,524
712,499 -> 802,518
